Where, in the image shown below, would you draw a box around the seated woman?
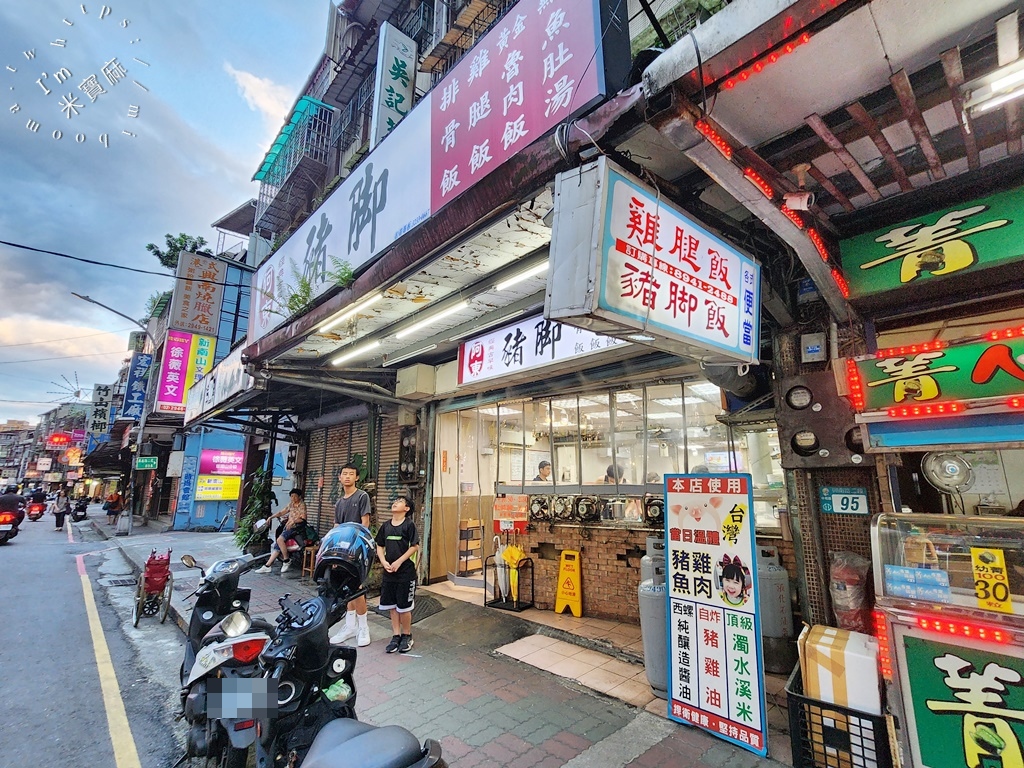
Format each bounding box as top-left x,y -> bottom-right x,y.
255,488 -> 307,574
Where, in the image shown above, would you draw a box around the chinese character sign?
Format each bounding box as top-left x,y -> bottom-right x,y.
155,331 -> 216,414
89,383 -> 113,435
665,474 -> 767,756
457,313 -> 628,386
430,0 -> 605,213
370,22 -> 417,148
119,352 -> 153,422
168,252 -> 225,337
902,635 -> 1024,768
198,449 -> 245,476
600,163 -> 760,363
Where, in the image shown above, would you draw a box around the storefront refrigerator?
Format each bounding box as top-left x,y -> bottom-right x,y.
871,512 -> 1024,768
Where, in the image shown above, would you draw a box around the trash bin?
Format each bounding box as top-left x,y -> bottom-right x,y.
638,553 -> 667,699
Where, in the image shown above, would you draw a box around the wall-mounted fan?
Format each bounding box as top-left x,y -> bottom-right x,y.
921,452 -> 975,497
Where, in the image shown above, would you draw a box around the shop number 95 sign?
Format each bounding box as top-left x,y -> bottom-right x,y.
819,486 -> 869,515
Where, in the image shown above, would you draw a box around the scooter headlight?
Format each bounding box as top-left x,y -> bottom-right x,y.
221,611 -> 252,638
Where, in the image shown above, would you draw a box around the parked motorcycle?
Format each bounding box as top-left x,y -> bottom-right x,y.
25,501 -> 46,522
71,498 -> 89,522
254,524 -> 445,768
176,552 -> 275,768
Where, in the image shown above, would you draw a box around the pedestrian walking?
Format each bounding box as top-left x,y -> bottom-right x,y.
376,495 -> 420,654
330,462 -> 373,647
53,488 -> 70,531
105,489 -> 123,526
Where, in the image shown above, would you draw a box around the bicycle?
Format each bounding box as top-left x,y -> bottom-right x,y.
216,505 -> 237,532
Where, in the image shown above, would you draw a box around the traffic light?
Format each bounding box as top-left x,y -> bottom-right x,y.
776,371 -> 865,469
399,426 -> 419,483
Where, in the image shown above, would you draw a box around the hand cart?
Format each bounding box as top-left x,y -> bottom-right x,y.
133,548 -> 173,627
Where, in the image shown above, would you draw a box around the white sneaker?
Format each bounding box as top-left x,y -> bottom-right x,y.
331,625 -> 357,644
254,565 -> 272,574
280,560 -> 293,573
356,626 -> 371,647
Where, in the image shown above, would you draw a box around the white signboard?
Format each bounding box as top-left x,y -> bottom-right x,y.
457,313 -> 627,386
249,93 -> 432,345
665,474 -> 767,756
36,457 -> 52,472
89,383 -> 112,435
369,22 -> 416,148
547,157 -> 761,365
184,345 -> 255,426
168,252 -> 226,337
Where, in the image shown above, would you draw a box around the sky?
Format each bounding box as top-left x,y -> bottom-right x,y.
0,0 -> 331,425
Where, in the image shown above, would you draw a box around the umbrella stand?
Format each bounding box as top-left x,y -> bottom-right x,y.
486,530 -> 536,612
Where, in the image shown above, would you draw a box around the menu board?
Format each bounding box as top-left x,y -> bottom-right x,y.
665,474 -> 767,756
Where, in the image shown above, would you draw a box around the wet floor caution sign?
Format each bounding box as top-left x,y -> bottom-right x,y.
554,550 -> 582,617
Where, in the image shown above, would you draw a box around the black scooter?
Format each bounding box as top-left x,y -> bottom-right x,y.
71,499 -> 88,522
176,552 -> 275,768
255,587 -> 445,768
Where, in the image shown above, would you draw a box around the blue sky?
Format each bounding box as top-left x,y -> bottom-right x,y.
0,0 -> 329,424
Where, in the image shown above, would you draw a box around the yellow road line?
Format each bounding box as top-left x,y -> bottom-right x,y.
77,555 -> 142,768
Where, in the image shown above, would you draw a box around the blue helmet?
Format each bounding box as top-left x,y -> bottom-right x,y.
314,523 -> 374,591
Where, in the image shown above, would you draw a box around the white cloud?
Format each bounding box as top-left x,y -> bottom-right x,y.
223,62 -> 294,146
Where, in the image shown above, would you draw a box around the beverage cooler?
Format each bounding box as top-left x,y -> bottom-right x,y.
871,512 -> 1024,768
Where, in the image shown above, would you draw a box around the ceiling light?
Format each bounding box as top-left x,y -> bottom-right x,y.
494,262 -> 548,291
962,58 -> 1024,115
627,333 -> 656,342
331,340 -> 380,366
395,301 -> 469,340
319,294 -> 383,333
382,344 -> 438,367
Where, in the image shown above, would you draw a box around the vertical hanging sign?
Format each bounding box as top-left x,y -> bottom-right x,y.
369,22 -> 417,148
664,474 -> 767,756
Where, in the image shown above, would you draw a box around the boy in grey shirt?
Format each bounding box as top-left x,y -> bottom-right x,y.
330,462 -> 372,646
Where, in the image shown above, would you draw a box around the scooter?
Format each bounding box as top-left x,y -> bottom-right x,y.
0,503 -> 22,544
255,588 -> 445,768
71,498 -> 89,522
26,501 -> 46,522
176,552 -> 276,768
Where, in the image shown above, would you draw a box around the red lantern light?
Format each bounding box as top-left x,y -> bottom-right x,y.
780,205 -> 805,229
695,120 -> 733,159
743,167 -> 775,200
807,228 -> 830,262
831,268 -> 850,298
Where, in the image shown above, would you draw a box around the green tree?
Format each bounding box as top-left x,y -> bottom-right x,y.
146,233 -> 213,270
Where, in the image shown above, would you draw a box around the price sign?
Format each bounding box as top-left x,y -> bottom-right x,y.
971,547 -> 1014,614
819,486 -> 869,515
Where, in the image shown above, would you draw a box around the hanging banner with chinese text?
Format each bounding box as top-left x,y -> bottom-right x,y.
898,633 -> 1024,768
155,331 -> 215,414
168,252 -> 225,337
457,312 -> 628,386
370,22 -> 417,149
849,336 -> 1024,412
665,473 -> 767,756
840,185 -> 1024,303
429,0 -> 619,214
119,352 -> 153,421
547,157 -> 761,365
89,383 -> 113,435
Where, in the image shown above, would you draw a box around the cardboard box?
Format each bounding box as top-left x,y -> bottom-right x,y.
798,625 -> 882,715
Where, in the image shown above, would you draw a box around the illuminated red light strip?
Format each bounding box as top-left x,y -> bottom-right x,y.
986,324 -> 1024,341
846,359 -> 865,411
887,401 -> 966,418
779,205 -> 804,229
723,32 -> 813,90
875,340 -> 947,358
916,615 -> 1011,644
695,120 -> 733,159
743,167 -> 775,200
831,268 -> 849,298
807,228 -> 829,262
873,611 -> 893,681
1009,396 -> 1024,409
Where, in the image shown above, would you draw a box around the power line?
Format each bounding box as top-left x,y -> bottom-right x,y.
0,350 -> 128,366
0,327 -> 138,349
0,240 -> 253,288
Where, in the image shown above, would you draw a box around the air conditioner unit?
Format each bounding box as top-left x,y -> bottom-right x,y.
498,429 -> 535,447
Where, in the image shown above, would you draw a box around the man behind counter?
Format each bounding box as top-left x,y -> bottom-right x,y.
533,461 -> 552,482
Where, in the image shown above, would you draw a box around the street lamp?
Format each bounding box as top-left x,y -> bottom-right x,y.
70,292 -> 156,347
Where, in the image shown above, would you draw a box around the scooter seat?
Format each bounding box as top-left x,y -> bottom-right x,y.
302,719 -> 423,768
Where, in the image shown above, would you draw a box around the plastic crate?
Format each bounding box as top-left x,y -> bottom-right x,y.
786,666 -> 893,768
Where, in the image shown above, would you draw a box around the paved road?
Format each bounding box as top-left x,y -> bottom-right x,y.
0,511 -> 183,768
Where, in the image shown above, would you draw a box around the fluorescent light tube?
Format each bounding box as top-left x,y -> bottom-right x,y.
494,262 -> 548,291
331,340 -> 380,366
382,344 -> 438,367
319,294 -> 382,333
395,301 -> 468,340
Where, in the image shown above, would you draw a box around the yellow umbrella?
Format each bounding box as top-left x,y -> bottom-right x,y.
501,535 -> 526,602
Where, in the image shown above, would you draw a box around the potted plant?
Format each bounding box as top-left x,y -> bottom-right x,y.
235,468 -> 277,555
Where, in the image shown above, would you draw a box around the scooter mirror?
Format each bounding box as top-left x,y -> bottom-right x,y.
180,554 -> 197,568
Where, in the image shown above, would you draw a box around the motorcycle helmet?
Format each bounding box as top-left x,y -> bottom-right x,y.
3,484 -> 18,494
314,523 -> 374,594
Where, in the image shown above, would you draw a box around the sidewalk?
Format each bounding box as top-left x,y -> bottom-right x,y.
85,515 -> 793,768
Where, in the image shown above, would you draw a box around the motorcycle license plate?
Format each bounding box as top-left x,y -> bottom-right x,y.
0,524 -> 11,531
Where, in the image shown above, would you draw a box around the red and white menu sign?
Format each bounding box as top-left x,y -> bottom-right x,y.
665,474 -> 767,756
430,0 -> 604,213
457,313 -> 626,386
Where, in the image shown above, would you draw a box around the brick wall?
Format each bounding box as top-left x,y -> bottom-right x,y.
519,526 -> 653,623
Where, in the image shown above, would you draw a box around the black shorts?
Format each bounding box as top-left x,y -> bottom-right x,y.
378,578 -> 416,613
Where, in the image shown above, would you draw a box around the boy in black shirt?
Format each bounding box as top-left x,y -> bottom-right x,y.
375,495 -> 419,653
